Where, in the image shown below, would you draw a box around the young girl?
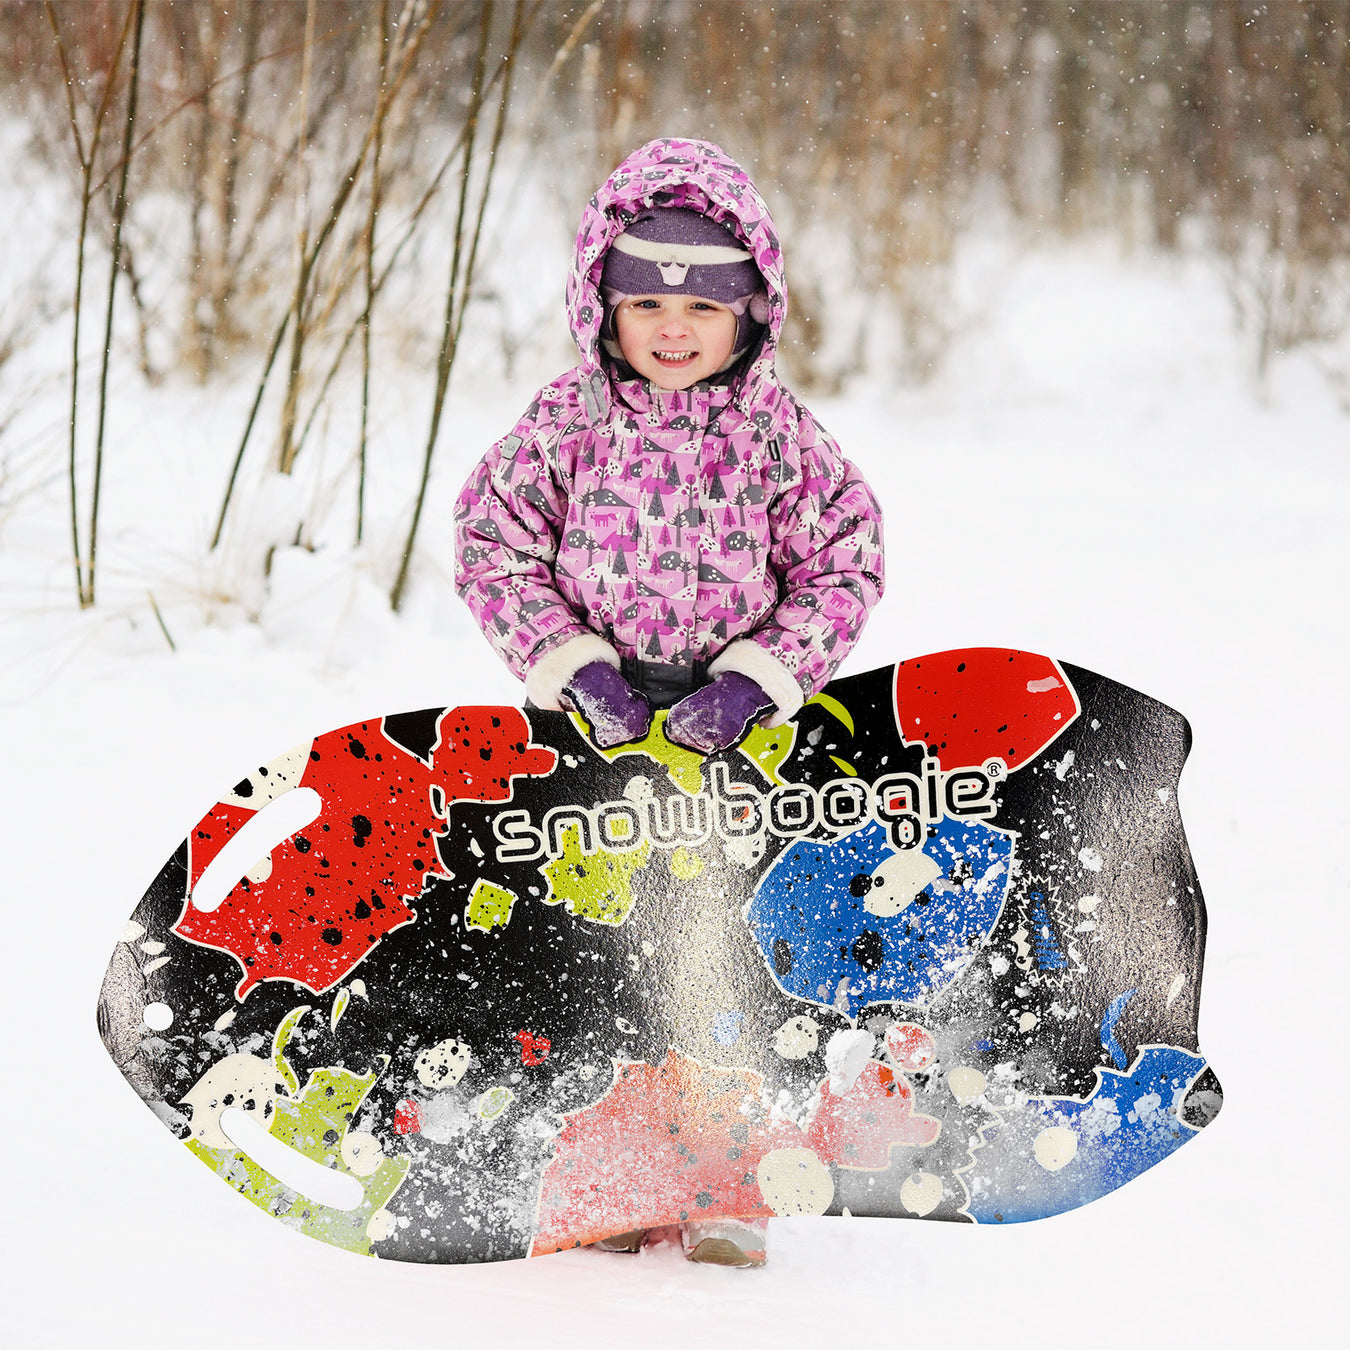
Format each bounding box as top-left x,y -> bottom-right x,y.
454,139 -> 885,1262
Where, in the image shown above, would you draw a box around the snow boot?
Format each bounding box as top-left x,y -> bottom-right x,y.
680,1219 -> 768,1267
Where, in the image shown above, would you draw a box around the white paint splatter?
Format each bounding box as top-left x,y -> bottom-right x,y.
824,1029 -> 875,1094
773,1015 -> 820,1060
757,1149 -> 834,1216
947,1066 -> 987,1104
865,849 -> 941,916
245,853 -> 272,885
181,1054 -> 290,1150
1033,1126 -> 1078,1171
220,743 -> 312,808
900,1172 -> 944,1216
415,1039 -> 470,1090
340,1131 -> 384,1177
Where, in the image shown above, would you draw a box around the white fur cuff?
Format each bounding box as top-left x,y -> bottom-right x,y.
524,633 -> 619,710
708,639 -> 804,727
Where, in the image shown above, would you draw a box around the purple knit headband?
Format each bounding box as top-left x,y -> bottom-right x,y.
601,207 -> 764,303
600,207 -> 770,370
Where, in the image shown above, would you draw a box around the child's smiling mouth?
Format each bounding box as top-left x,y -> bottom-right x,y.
653,349 -> 698,364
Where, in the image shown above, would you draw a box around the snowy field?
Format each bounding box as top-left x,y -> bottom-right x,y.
2,222 -> 1346,1346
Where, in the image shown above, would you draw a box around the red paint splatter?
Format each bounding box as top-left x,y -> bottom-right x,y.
175,707 -> 555,999
806,1060 -> 941,1170
884,1022 -> 936,1072
893,648 -> 1080,771
531,1045 -> 942,1254
532,1051 -> 799,1255
515,1031 -> 551,1066
393,1099 -> 423,1135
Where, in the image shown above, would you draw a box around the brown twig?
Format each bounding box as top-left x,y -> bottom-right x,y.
209,0 -> 446,549
44,0 -> 137,609
86,0 -> 146,608
357,0 -> 392,545
391,0 -> 526,612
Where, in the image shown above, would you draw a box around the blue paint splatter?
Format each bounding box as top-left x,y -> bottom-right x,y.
746,816 -> 1014,1017
1100,988 -> 1138,1069
711,1011 -> 744,1045
966,1046 -> 1210,1224
1030,894 -> 1067,970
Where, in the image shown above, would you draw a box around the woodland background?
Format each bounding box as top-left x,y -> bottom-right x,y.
0,0 -> 1346,612
2,6 -> 1347,1347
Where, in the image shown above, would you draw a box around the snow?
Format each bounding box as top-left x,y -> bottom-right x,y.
2,206 -> 1346,1346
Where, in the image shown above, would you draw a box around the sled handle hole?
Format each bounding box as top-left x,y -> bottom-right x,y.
219,1106 -> 365,1212
191,788 -> 322,913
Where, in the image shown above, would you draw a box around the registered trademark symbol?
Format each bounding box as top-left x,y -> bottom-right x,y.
985,759 -> 1005,779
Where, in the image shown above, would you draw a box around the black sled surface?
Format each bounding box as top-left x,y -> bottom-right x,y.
97,648 -> 1221,1262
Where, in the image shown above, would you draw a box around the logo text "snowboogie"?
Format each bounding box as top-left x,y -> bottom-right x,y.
491,758 -> 1000,864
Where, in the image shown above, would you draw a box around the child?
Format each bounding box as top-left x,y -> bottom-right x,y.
454,139 -> 885,1262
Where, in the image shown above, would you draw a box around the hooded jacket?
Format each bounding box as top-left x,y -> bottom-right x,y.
454,139 -> 884,718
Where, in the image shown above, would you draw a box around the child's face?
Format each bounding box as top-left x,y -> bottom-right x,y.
614,295 -> 738,390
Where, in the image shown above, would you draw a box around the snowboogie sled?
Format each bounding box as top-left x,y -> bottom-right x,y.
98,647 -> 1222,1262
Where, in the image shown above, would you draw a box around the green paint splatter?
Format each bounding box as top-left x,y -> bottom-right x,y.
591,711 -> 707,795
330,986 -> 350,1033
478,1085 -> 514,1123
465,879 -> 518,932
541,824 -> 651,926
806,692 -> 855,735
737,720 -> 798,786
272,1004 -> 310,1095
186,1057 -> 408,1258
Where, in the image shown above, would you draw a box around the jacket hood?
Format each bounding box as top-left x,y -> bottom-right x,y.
565,139 -> 787,392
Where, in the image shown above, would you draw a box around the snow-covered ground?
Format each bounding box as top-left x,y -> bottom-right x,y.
2,222 -> 1346,1346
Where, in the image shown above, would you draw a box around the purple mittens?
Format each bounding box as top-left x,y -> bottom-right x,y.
562,661 -> 653,749
664,672 -> 774,755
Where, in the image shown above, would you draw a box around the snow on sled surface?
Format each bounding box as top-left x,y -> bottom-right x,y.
97,648 -> 1221,1263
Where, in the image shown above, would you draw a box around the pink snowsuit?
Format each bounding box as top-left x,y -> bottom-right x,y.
454,139 -> 884,715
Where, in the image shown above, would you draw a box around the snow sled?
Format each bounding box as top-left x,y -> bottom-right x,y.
98,648 -> 1221,1262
